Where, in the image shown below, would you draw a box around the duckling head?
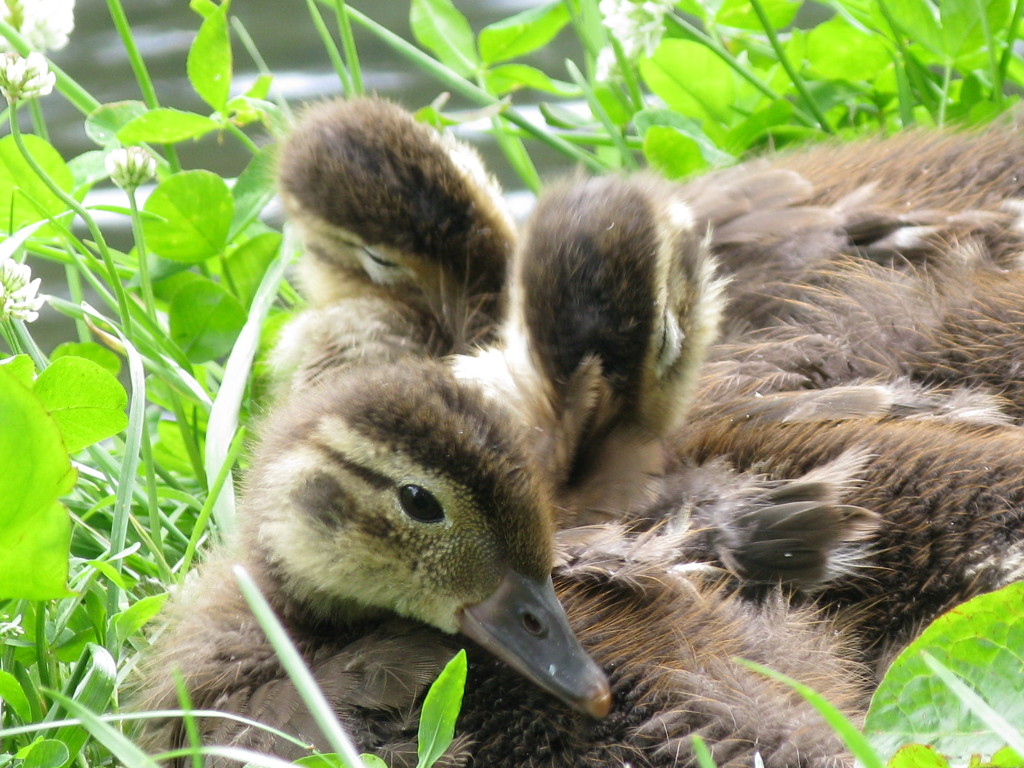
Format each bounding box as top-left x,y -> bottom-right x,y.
504,174 -> 727,439
242,359 -> 611,718
277,97 -> 515,308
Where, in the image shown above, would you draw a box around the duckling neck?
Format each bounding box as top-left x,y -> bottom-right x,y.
247,544 -> 394,635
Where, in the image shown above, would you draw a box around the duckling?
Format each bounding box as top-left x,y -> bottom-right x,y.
485,172 -> 1024,677
679,116 -> 1024,332
137,358 -> 868,768
701,252 -> 1024,422
274,97 -> 516,389
676,399 -> 1024,671
454,174 -> 728,523
140,359 -> 609,760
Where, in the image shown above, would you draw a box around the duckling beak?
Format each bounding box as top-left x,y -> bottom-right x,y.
458,569 -> 612,719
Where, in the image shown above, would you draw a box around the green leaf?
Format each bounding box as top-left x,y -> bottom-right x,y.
230,145 -> 276,239
0,366 -> 75,600
33,356 -> 128,453
224,232 -> 281,308
635,108 -> 734,171
410,0 -> 479,77
143,170 -> 234,263
478,2 -> 569,64
887,744 -> 951,768
805,16 -> 890,81
113,593 -> 169,644
50,342 -> 122,377
20,741 -> 69,768
188,0 -> 232,112
723,100 -> 796,153
21,740 -> 69,768
116,108 -> 220,144
360,757 -> 389,768
0,353 -> 35,387
84,101 -> 147,147
640,40 -> 737,127
991,747 -> 1024,767
0,669 -> 32,721
643,126 -> 707,179
920,652 -> 1024,757
885,0 -> 1012,60
866,582 -> 1024,761
169,278 -> 248,363
715,0 -> 800,30
0,134 -> 74,236
48,646 -> 156,768
417,649 -> 467,768
294,756 -> 343,768
483,64 -> 577,96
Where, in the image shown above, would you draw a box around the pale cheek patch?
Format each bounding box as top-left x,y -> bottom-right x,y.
666,199 -> 696,233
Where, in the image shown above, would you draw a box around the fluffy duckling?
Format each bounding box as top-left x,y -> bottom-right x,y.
138,358 -> 869,768
700,252 -> 1024,422
486,173 -> 1024,676
455,174 -> 728,523
274,97 -> 516,389
679,116 -> 1024,331
677,397 -> 1024,671
140,360 -> 609,756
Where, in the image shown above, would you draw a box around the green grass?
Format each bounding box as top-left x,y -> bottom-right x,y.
0,0 -> 1023,766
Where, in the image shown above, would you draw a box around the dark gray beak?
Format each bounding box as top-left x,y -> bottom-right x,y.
458,568 -> 612,718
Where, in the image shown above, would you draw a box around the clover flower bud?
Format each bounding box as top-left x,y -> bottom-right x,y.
0,257 -> 45,322
0,0 -> 76,54
0,50 -> 55,102
105,146 -> 158,190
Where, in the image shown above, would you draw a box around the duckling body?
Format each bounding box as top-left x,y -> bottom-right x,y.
682,117 -> 1024,332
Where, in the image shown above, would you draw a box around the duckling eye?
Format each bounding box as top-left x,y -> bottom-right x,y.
398,484 -> 445,523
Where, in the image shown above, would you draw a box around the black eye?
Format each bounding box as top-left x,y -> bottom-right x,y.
398,484 -> 445,523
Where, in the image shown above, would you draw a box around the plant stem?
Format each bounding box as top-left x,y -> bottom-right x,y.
127,190 -> 157,324
306,0 -> 353,96
341,3 -> 605,172
997,0 -> 1024,100
334,0 -> 364,95
667,12 -> 817,129
7,108 -> 134,337
747,0 -> 833,134
106,0 -> 182,173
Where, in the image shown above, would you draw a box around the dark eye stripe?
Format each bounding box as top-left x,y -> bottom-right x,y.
318,446 -> 392,491
290,471 -> 353,529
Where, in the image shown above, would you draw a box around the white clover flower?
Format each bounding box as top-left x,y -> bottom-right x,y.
596,0 -> 675,80
0,614 -> 24,638
105,146 -> 157,190
0,0 -> 75,53
0,50 -> 54,101
0,257 -> 45,322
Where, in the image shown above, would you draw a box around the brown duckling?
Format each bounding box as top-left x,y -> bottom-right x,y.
679,116 -> 1024,332
485,172 -> 1024,677
274,97 -> 516,389
701,252 -> 1024,422
137,358 -> 867,768
455,174 -> 729,524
